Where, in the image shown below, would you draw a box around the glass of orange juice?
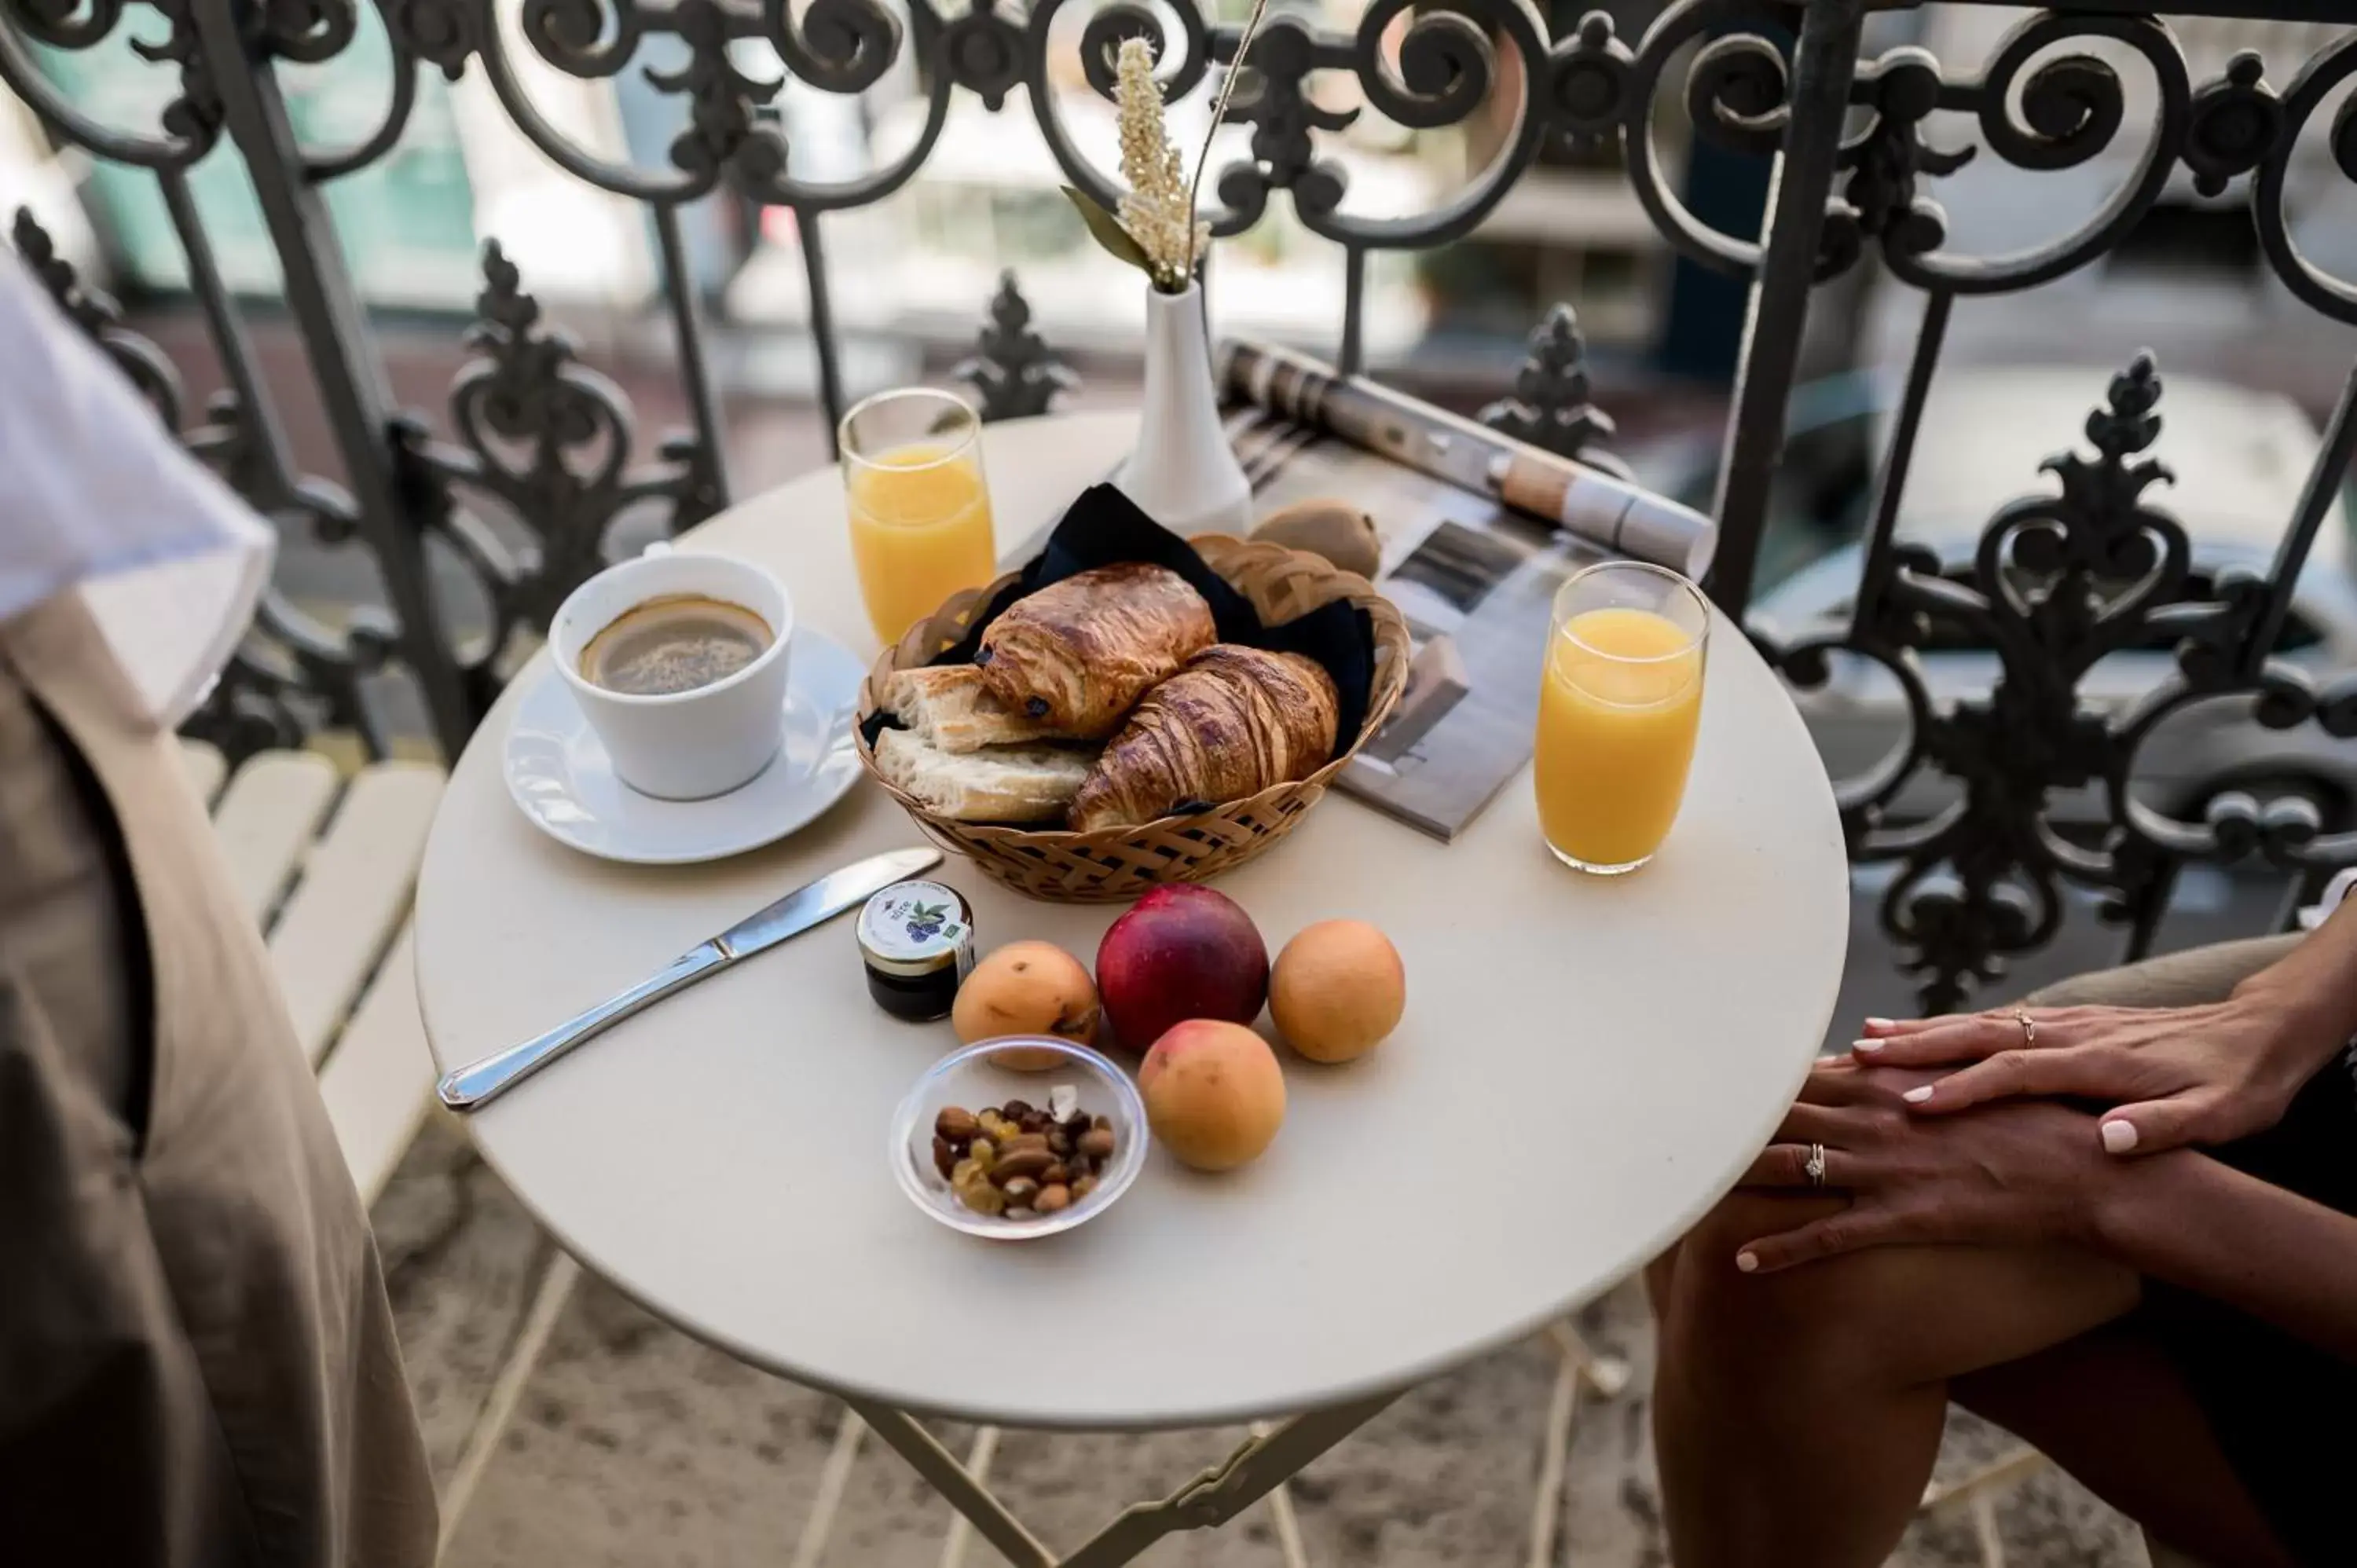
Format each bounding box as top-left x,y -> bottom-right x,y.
840,389 -> 999,645
1534,560 -> 1710,874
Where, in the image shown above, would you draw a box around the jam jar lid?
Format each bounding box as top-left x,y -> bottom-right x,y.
857,880 -> 976,980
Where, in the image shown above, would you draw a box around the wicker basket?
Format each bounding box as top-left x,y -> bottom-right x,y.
853,536 -> 1412,902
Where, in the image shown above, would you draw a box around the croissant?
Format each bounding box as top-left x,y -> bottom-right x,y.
977,564 -> 1215,737
1068,646 -> 1339,832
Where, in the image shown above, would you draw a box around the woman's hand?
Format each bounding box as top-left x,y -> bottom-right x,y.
1851,992 -> 2337,1155
1733,1058 -> 2150,1273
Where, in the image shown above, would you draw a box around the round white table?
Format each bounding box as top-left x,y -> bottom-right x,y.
415,412 -> 1848,1560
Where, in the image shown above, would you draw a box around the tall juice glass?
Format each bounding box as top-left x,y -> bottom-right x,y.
1534,561 -> 1710,874
840,389 -> 999,644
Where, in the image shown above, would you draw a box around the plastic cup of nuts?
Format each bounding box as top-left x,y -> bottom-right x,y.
890,1037 -> 1148,1240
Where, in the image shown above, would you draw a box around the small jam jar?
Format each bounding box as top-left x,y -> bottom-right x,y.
856,880 -> 977,1022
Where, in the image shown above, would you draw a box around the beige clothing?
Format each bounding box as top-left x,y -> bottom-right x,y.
0,594 -> 435,1566
2022,933 -> 2304,1011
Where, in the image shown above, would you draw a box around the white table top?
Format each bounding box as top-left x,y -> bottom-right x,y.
414,412 -> 1849,1431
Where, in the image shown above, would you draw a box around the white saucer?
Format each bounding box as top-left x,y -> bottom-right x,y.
504,628 -> 868,865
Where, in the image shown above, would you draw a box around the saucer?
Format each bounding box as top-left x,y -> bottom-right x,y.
504,628 -> 867,865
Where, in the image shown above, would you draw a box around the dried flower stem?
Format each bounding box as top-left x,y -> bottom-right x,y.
1184,0 -> 1274,253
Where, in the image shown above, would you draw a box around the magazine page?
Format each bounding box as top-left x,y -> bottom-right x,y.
1229,408 -> 1607,841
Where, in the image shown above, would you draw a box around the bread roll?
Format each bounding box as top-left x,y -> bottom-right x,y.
883,665 -> 1093,753
977,564 -> 1215,735
1068,646 -> 1338,832
873,729 -> 1094,823
1251,500 -> 1381,579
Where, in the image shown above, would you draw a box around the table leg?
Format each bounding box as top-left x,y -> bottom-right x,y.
842,1388 -> 1398,1568
937,1426 -> 1002,1568
1248,1422 -> 1310,1568
1055,1390 -> 1400,1568
844,1398 -> 1057,1568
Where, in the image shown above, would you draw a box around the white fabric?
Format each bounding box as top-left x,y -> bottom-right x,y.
0,257 -> 272,727
2300,866 -> 2357,930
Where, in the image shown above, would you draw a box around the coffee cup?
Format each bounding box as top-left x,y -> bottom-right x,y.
548,551 -> 794,800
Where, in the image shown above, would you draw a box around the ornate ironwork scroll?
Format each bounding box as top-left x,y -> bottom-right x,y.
0,0 -> 1826,619
1737,20 -> 2357,1007
0,0 -> 1823,713
391,242 -> 720,716
1765,352 -> 2357,1010
11,207 -> 185,427
957,272 -> 1078,423
1480,304 -> 1629,478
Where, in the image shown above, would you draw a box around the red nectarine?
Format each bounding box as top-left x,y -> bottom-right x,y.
1095,884 -> 1268,1050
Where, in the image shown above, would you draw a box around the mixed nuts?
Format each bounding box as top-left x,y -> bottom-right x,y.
932,1083 -> 1118,1220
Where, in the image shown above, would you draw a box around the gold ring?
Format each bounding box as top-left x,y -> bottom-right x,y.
2013,1007 -> 2036,1047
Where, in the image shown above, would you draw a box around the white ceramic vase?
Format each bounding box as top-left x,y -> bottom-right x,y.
1115,281 -> 1253,537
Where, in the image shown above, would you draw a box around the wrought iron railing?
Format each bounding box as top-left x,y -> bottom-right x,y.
5,0 -> 2356,1006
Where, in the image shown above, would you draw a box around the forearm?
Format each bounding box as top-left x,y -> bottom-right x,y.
2098,1149 -> 2357,1365
2234,894 -> 2357,1060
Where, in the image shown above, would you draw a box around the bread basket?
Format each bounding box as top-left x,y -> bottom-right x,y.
854,536 -> 1412,902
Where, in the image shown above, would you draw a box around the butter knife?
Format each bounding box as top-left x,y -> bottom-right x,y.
437,846 -> 944,1112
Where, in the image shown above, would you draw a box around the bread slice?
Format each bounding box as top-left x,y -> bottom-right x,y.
872,727 -> 1094,824
882,665 -> 1093,753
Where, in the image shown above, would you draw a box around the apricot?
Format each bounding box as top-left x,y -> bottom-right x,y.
1138,1020 -> 1286,1171
1269,920 -> 1405,1064
954,941 -> 1099,1071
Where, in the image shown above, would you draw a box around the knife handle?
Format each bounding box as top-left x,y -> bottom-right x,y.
437,942 -> 729,1112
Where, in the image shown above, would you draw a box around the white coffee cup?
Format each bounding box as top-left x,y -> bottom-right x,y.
548,551 -> 794,800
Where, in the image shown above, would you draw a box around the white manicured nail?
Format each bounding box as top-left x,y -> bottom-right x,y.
1852,1037 -> 1884,1053
1736,1251 -> 1759,1273
1903,1085 -> 1934,1104
2101,1120 -> 2139,1154
1864,1017 -> 1897,1030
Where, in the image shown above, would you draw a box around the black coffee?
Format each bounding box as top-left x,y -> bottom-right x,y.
580,594 -> 772,696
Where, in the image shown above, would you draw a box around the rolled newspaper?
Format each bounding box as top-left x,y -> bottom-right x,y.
1219,339 -> 1717,579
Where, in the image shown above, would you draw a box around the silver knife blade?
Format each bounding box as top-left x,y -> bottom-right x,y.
714,844 -> 945,959
437,845 -> 945,1111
